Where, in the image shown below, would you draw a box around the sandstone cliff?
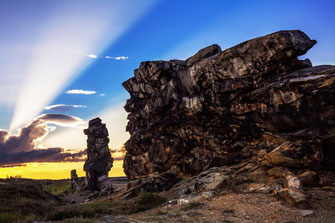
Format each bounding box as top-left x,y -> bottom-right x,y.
122,30 -> 335,202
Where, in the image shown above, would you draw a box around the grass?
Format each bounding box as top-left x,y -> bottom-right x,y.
43,179 -> 73,196
62,219 -> 96,223
47,199 -> 116,221
181,202 -> 203,211
136,192 -> 168,212
0,213 -> 23,223
0,179 -> 61,222
222,209 -> 235,214
155,210 -> 168,215
143,216 -> 162,222
0,179 -> 169,222
47,192 -> 168,221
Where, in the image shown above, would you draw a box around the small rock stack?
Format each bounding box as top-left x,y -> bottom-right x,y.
84,118 -> 114,195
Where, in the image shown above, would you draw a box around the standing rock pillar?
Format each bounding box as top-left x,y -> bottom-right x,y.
71,169 -> 80,190
83,117 -> 114,194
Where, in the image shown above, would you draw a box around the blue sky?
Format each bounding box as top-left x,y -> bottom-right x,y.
0,0 -> 334,150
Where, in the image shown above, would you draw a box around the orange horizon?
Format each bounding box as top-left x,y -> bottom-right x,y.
0,160 -> 125,180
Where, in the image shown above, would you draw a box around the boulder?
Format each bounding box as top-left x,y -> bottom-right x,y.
194,170 -> 230,192
97,175 -> 114,196
276,172 -> 308,206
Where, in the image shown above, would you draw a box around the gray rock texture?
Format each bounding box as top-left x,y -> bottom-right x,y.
84,118 -> 113,193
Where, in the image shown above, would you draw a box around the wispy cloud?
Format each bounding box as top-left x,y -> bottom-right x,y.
100,94 -> 105,96
86,55 -> 129,60
86,54 -> 98,59
44,104 -> 86,111
113,56 -> 128,60
66,89 -> 96,95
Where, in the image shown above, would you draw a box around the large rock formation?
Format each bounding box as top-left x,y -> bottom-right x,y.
84,118 -> 114,194
122,30 -> 335,197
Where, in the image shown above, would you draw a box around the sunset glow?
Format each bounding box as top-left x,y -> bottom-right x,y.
0,160 -> 125,180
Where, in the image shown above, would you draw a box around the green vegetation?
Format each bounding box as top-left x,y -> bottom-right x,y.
155,210 -> 168,215
181,202 -> 203,211
43,179 -> 73,196
0,179 -> 168,222
47,192 -> 167,221
0,213 -> 23,223
47,199 -> 115,221
222,209 -> 235,214
143,216 -> 162,222
0,179 -> 61,222
62,219 -> 96,223
137,191 -> 168,212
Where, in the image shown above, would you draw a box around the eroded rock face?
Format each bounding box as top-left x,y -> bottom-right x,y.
84,118 -> 113,193
122,30 -> 335,194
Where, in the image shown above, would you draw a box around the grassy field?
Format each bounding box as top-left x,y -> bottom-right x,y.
0,178 -> 62,222
0,178 -> 167,222
43,179 -> 74,196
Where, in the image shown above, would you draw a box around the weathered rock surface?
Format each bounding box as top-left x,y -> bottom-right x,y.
71,169 -> 80,190
122,30 -> 335,202
275,171 -> 309,207
84,118 -> 114,194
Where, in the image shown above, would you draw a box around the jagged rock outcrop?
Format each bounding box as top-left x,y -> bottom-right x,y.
84,118 -> 114,194
122,30 -> 335,200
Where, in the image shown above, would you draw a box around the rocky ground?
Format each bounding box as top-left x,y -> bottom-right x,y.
1,176 -> 335,222
124,188 -> 335,223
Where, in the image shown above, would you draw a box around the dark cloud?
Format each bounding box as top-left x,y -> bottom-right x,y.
113,156 -> 125,161
110,147 -> 126,154
37,113 -> 84,126
0,120 -> 49,154
110,146 -> 126,161
0,148 -> 86,167
0,163 -> 27,168
0,115 -> 86,167
0,113 -> 126,168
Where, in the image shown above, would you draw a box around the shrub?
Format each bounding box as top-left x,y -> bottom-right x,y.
137,192 -> 167,212
181,202 -> 203,211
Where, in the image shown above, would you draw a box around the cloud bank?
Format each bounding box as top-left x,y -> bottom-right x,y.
0,114 -> 86,167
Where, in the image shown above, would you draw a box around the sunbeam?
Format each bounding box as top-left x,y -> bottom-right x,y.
9,0 -> 157,130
